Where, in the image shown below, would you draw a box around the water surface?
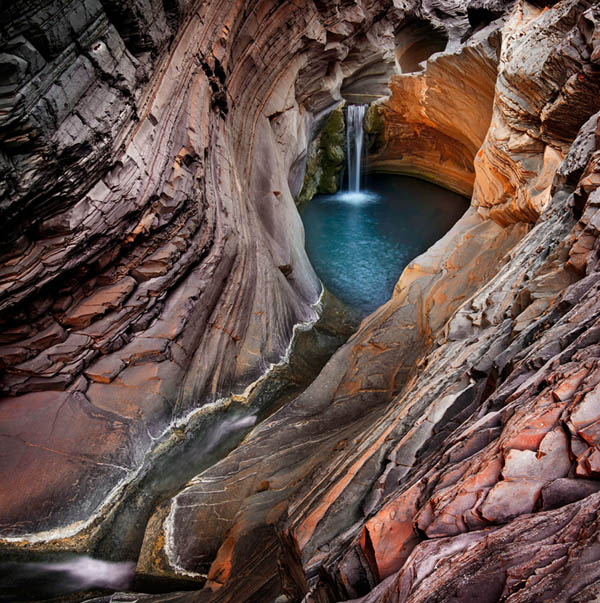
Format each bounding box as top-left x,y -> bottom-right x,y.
302,174 -> 469,313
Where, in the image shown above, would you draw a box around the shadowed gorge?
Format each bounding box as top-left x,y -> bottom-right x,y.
395,17 -> 449,73
2,0 -> 600,602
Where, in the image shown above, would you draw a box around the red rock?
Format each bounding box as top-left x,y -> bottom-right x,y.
502,429 -> 571,481
363,483 -> 423,580
62,277 -> 137,329
2,5 -> 600,603
0,390 -> 137,536
84,355 -> 125,383
576,446 -> 600,478
568,385 -> 600,432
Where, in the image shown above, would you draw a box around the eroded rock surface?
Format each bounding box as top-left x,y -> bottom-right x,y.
0,0 -> 399,549
3,1 -> 600,603
131,1 -> 600,602
368,17 -> 500,197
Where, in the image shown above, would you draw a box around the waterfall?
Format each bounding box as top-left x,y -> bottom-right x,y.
346,104 -> 367,193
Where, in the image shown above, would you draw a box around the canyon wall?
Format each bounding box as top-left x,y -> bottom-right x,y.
134,1 -> 600,602
2,1 -> 600,603
367,14 -> 501,197
0,0 -> 397,550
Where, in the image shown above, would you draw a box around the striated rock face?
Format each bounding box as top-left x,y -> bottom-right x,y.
134,206 -> 526,596
0,0 -> 398,550
474,1 -> 600,224
4,1 -> 600,603
366,6 -> 503,197
128,1 -> 600,602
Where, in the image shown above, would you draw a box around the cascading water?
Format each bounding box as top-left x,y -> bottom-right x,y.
0,556 -> 136,601
346,104 -> 368,193
302,101 -> 468,313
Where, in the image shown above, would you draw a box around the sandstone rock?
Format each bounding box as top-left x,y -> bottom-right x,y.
3,2 -> 600,603
474,0 -> 600,225
352,493 -> 600,603
368,24 -> 500,197
130,6 -> 600,597
0,0 -> 415,562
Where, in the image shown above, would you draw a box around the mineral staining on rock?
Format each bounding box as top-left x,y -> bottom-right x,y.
0,0 -> 398,553
133,2 -> 600,601
367,17 -> 499,197
2,0 -> 600,602
0,0 -> 393,546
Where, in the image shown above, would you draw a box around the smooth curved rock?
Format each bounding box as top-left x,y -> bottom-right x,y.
131,3 -> 600,601
474,1 -> 600,225
0,0 -> 401,550
368,22 -> 499,197
3,1 -> 600,603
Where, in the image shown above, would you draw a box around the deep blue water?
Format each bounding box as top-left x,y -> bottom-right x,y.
301,174 -> 469,314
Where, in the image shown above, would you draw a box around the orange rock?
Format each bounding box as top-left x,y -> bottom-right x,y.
363,482 -> 422,580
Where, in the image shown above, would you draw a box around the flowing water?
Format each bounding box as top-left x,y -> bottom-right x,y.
1,107 -> 466,601
346,104 -> 367,193
301,174 -> 469,313
0,293 -> 360,601
0,556 -> 135,601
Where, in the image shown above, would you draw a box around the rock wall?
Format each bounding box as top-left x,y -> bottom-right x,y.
474,1 -> 600,225
3,1 -> 600,602
296,105 -> 346,207
366,6 -> 503,197
130,1 -> 600,602
0,0 -> 398,550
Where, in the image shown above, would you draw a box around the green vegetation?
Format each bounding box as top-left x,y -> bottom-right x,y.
297,104 -> 346,207
364,103 -> 385,153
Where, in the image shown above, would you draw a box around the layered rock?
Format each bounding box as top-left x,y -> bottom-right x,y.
366,8 -> 502,197
128,2 -> 600,602
474,1 -> 600,224
3,1 -> 600,602
0,0 -> 399,551
134,207 -> 526,595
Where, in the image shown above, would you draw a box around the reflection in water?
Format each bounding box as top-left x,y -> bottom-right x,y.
301,174 -> 469,313
0,556 -> 135,600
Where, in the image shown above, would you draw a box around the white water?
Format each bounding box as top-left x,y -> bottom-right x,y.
0,556 -> 135,599
42,556 -> 135,589
302,174 -> 469,312
197,413 -> 257,455
346,104 -> 368,196
336,190 -> 379,204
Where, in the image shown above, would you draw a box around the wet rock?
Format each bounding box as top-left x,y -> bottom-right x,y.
369,22 -> 500,197
0,0 -> 401,550
297,104 -> 346,205
131,4 -> 600,599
